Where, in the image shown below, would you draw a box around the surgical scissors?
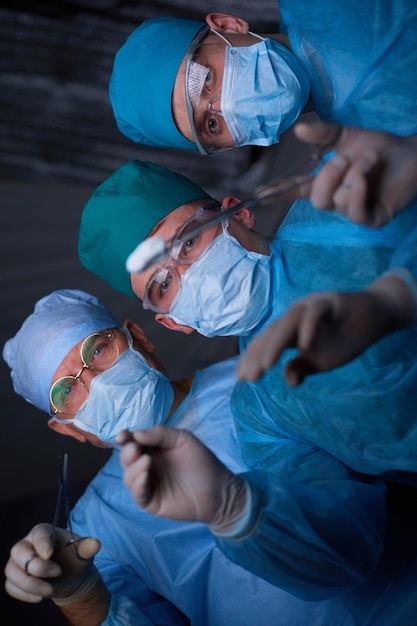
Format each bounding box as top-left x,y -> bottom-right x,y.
126,151 -> 332,274
50,452 -> 79,557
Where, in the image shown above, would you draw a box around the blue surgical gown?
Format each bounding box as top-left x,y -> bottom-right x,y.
237,198 -> 417,480
231,0 -> 417,478
214,0 -> 417,613
69,357 -> 307,625
70,358 -> 413,623
277,0 -> 417,135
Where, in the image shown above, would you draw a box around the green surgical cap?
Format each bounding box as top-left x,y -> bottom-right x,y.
78,160 -> 211,299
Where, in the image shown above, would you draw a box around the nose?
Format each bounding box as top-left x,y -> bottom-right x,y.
75,364 -> 96,389
176,263 -> 191,277
207,95 -> 222,114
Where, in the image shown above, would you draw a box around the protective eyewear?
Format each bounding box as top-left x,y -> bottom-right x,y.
184,27 -> 233,155
127,151 -> 332,279
49,329 -> 119,418
143,203 -> 222,313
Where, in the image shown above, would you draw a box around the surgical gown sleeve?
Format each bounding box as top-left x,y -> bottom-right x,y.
385,200 -> 417,315
215,391 -> 387,600
239,198 -> 417,480
93,558 -> 188,625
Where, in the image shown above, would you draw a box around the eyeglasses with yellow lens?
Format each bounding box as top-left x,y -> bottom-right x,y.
49,329 -> 119,417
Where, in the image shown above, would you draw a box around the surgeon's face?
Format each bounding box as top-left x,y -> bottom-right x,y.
171,30 -> 261,151
49,328 -> 158,416
130,200 -> 269,306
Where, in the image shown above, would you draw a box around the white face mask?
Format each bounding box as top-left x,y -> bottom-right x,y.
168,222 -> 272,338
218,34 -> 310,147
71,337 -> 174,446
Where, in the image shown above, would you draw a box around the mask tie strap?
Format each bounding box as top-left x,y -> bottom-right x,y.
211,28 -> 265,45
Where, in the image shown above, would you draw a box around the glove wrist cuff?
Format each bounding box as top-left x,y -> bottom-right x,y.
52,566 -> 100,606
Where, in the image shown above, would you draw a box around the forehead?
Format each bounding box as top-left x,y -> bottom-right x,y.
152,202 -> 200,235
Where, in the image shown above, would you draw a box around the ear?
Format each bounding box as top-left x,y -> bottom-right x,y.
123,320 -> 156,353
48,418 -> 88,443
222,195 -> 256,229
155,314 -> 195,335
206,12 -> 250,34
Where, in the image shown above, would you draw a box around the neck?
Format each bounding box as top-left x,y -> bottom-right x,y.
167,378 -> 193,419
265,32 -> 291,50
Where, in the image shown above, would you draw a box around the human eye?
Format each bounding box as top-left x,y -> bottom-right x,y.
84,335 -> 110,368
204,69 -> 213,88
207,114 -> 219,136
158,272 -> 172,297
176,235 -> 198,260
147,268 -> 173,305
51,377 -> 77,413
175,216 -> 207,261
60,380 -> 76,400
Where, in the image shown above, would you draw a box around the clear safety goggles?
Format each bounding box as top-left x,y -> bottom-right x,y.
143,203 -> 223,314
184,27 -> 234,155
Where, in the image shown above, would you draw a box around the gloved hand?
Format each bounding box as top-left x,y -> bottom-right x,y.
295,119 -> 417,226
238,274 -> 415,385
5,522 -> 101,605
118,426 -> 248,533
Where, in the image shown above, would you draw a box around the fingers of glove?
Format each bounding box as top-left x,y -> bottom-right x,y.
5,559 -> 55,602
130,425 -> 187,450
294,120 -> 342,148
119,440 -> 143,470
75,537 -> 101,561
26,523 -> 56,560
310,152 -> 350,209
332,175 -> 368,222
284,355 -> 317,387
332,150 -> 381,224
116,429 -> 134,446
123,451 -> 152,493
127,464 -> 152,509
238,314 -> 300,380
296,296 -> 338,350
10,537 -> 61,578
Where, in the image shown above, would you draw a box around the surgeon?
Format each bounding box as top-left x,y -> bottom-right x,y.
118,423 -> 417,619
3,291 -> 414,613
110,5 -> 417,220
110,5 -> 417,154
78,157 -> 417,482
4,288 -> 317,625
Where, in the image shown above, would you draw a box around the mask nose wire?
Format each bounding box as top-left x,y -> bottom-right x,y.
207,95 -> 223,115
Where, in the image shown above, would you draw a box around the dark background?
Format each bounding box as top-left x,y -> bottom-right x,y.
0,1 -> 314,622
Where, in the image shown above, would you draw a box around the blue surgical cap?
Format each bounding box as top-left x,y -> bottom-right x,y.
109,17 -> 208,149
2,289 -> 121,415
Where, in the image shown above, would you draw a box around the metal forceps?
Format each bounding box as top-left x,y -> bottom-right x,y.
50,452 -> 79,557
126,150 -> 333,274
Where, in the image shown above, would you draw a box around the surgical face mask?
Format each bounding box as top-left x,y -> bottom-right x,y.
168,221 -> 272,337
218,34 -> 310,147
67,336 -> 174,446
